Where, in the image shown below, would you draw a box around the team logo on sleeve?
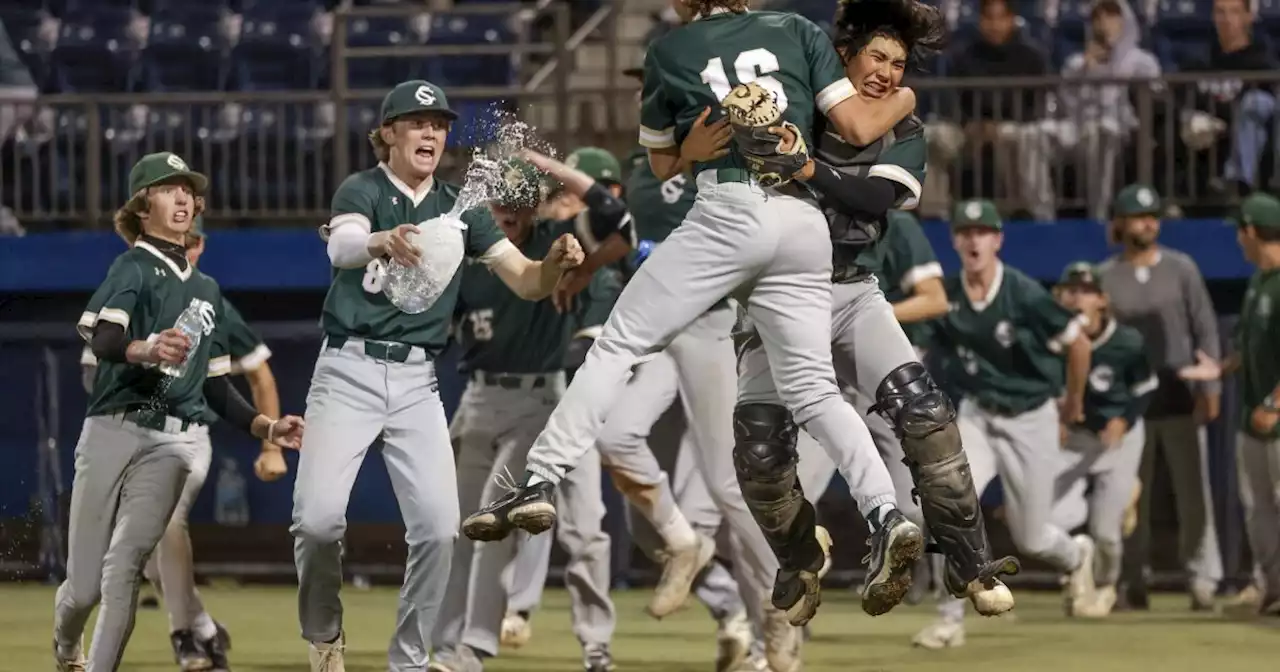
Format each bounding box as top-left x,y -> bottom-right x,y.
1088,365 -> 1115,392
993,320 -> 1014,348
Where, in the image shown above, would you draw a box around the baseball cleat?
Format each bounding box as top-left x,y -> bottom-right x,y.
201,622 -> 231,671
647,533 -> 716,618
53,640 -> 87,672
715,610 -> 753,672
428,646 -> 483,672
1075,584 -> 1117,619
760,605 -> 802,672
770,525 -> 832,626
860,509 -> 925,616
308,632 -> 345,672
499,612 -> 532,649
1223,583 -> 1263,613
1064,535 -> 1097,616
912,619 -> 966,649
172,630 -> 213,671
582,643 -> 616,672
462,481 -> 556,541
1190,580 -> 1218,612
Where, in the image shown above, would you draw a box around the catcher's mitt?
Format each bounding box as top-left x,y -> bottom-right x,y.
721,81 -> 809,187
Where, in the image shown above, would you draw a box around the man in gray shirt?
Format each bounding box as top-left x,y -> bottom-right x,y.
1098,184 -> 1223,611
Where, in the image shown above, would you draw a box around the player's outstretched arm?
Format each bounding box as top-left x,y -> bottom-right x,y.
894,277 -> 948,324
826,88 -> 916,147
491,234 -> 585,301
203,373 -> 304,449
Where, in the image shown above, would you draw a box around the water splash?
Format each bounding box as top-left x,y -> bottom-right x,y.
384,109 -> 554,315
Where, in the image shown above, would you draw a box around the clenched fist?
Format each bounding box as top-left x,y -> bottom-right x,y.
150,328 -> 192,365
546,233 -> 584,270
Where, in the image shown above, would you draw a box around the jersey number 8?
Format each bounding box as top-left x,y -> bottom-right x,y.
362,259 -> 386,294
699,48 -> 789,113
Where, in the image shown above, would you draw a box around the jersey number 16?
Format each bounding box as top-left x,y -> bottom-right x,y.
699,48 -> 789,112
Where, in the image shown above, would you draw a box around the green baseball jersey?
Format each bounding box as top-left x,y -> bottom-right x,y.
82,295 -> 270,374
455,220 -> 576,374
573,267 -> 624,339
322,165 -> 508,355
816,115 -> 927,212
76,241 -> 230,423
625,147 -> 696,243
1081,319 -> 1157,432
855,210 -> 941,344
638,10 -> 854,177
927,263 -> 1083,414
1236,268 -> 1280,439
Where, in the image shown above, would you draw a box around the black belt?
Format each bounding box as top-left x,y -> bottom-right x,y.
327,335 -> 413,363
472,371 -> 548,389
122,408 -> 198,433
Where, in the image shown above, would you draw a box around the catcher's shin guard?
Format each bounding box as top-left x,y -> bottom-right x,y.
870,363 -> 1020,600
732,403 -> 824,573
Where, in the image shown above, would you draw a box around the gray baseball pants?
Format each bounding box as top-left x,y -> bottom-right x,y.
292,339 -> 459,671
53,413 -> 199,672
1122,416 -> 1223,592
1235,432 -> 1280,597
439,373 -> 614,654
1052,421 -> 1146,586
142,425 -> 217,637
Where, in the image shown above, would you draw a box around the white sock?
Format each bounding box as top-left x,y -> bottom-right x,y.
192,613 -> 217,642
657,510 -> 698,550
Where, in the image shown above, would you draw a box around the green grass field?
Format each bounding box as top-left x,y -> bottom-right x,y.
4,584 -> 1275,672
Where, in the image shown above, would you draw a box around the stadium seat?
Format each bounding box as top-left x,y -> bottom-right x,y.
49,42 -> 139,93
343,16 -> 414,90
420,14 -> 513,88
232,40 -> 319,91
140,43 -> 227,91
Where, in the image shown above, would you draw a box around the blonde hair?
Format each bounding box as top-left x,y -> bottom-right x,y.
369,125 -> 392,163
113,188 -> 206,246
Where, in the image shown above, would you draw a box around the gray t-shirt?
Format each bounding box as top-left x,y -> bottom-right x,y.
1098,247 -> 1220,417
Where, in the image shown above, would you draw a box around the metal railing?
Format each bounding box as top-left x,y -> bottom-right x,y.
1,5 -> 1277,229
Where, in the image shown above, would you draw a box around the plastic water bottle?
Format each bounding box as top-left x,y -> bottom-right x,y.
160,299 -> 204,377
214,457 -> 250,527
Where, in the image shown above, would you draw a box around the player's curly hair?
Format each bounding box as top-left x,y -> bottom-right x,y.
369,126 -> 392,163
113,188 -> 207,246
684,0 -> 749,19
832,0 -> 947,68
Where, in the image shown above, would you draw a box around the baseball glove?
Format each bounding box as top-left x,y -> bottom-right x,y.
721,81 -> 809,187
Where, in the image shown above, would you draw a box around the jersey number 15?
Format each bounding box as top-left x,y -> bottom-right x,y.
699,48 -> 789,112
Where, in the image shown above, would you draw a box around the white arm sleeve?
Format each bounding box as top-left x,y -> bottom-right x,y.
326,216 -> 376,269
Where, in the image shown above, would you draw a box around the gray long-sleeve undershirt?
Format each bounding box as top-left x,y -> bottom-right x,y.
1099,247 -> 1221,417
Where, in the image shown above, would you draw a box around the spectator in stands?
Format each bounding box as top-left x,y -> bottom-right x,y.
0,18 -> 36,144
1025,0 -> 1161,221
1098,184 -> 1225,612
1180,0 -> 1277,194
923,0 -> 1050,219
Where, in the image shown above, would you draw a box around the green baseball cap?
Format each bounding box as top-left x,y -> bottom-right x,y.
1058,261 -> 1102,289
567,147 -> 622,184
951,199 -> 1002,231
128,152 -> 207,196
1112,183 -> 1161,218
495,158 -> 548,209
1233,192 -> 1280,230
379,79 -> 458,124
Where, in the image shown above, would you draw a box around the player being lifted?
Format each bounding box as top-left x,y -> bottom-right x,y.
293,80 -> 583,672
1050,262 -> 1156,619
78,215 -> 287,672
432,151 -> 633,672
465,0 -> 925,628
54,153 -> 305,672
742,0 -> 1020,618
912,201 -> 1095,650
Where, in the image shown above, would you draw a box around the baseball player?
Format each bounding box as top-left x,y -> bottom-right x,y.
1226,192 -> 1280,616
295,80 -> 583,672
55,152 -> 305,672
465,0 -> 926,629
737,0 -> 1018,621
77,215 -> 285,672
431,153 -> 633,672
911,200 -> 1096,650
1050,262 -> 1156,619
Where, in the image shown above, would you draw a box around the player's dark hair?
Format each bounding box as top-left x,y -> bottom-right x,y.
370,126 -> 392,163
832,0 -> 947,69
1243,223 -> 1280,243
685,0 -> 749,19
